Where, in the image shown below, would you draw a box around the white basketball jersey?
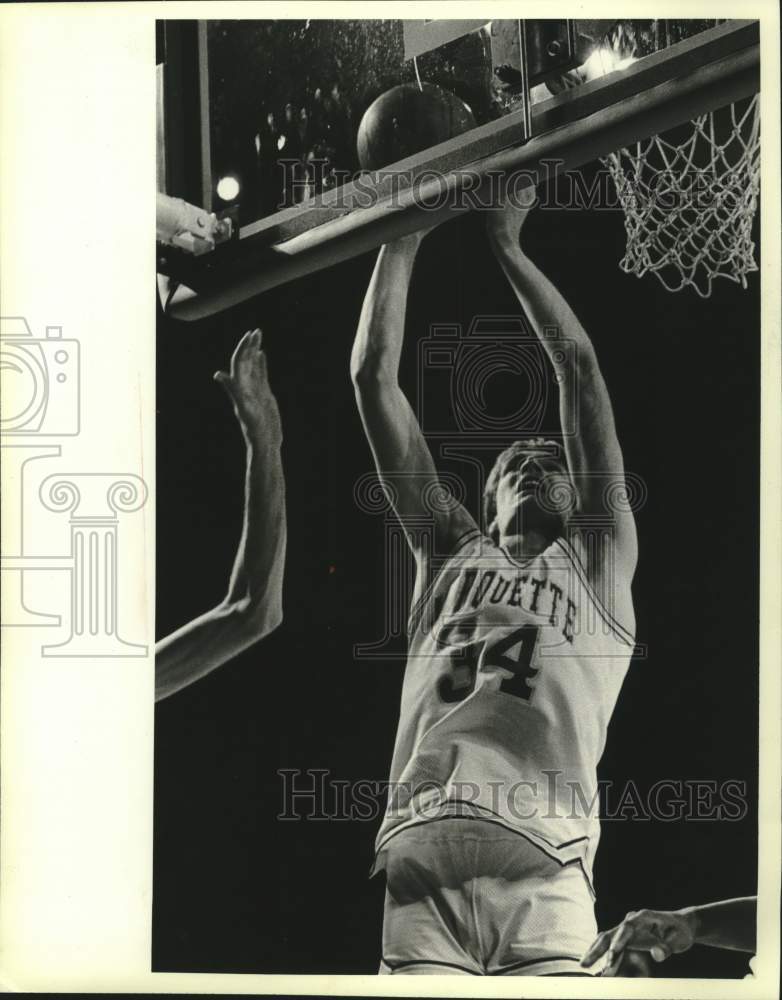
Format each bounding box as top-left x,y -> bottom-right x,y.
374,528 -> 635,888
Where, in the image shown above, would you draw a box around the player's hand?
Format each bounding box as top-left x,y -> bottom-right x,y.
214,329 -> 282,445
385,220 -> 440,255
485,180 -> 537,246
581,908 -> 697,976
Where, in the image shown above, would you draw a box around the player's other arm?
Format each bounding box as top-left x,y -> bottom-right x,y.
351,232 -> 478,561
487,194 -> 638,581
581,896 -> 757,975
155,330 -> 286,702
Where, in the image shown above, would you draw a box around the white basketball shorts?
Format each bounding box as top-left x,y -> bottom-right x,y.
378,818 -> 597,976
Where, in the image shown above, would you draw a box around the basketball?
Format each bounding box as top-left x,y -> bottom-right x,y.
356,82 -> 476,171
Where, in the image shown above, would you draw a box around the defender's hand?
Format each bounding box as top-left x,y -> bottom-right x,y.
214,329 -> 282,444
581,909 -> 697,975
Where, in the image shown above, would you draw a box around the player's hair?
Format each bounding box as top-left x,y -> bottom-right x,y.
482,438 -> 562,539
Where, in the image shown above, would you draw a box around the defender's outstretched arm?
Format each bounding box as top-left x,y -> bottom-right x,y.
155,330 -> 286,702
581,896 -> 758,975
487,197 -> 638,581
351,232 -> 477,562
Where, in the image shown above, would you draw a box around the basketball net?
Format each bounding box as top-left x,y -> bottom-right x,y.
602,95 -> 760,298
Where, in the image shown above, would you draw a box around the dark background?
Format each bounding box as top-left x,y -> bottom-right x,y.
153,165 -> 759,976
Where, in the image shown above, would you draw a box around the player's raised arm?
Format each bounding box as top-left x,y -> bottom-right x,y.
155,329 -> 286,702
351,231 -> 477,562
486,191 -> 638,582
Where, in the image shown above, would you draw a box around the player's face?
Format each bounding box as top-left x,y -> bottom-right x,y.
494,450 -> 571,536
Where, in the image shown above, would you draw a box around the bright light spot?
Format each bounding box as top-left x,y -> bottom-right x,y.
277,134 -> 287,151
581,47 -> 637,82
216,176 -> 240,201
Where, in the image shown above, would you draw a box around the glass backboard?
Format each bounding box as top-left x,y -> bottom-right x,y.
200,19 -> 726,227
158,18 -> 759,319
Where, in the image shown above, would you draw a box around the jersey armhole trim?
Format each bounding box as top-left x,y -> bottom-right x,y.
407,528 -> 485,638
554,537 -> 636,647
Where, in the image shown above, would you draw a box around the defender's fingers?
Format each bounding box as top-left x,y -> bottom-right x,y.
242,328 -> 262,354
581,931 -> 612,966
236,331 -> 266,372
602,948 -> 625,977
609,920 -> 637,956
213,370 -> 235,398
230,329 -> 257,365
602,926 -> 633,971
651,945 -> 670,962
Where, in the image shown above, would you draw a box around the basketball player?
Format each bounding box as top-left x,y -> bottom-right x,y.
582,896 -> 758,975
156,329 -> 286,702
351,188 -> 637,975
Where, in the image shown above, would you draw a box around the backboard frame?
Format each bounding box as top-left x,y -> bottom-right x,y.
159,19 -> 759,321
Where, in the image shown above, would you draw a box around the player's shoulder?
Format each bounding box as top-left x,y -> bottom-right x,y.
421,523 -> 489,569
433,503 -> 483,557
408,525 -> 490,638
